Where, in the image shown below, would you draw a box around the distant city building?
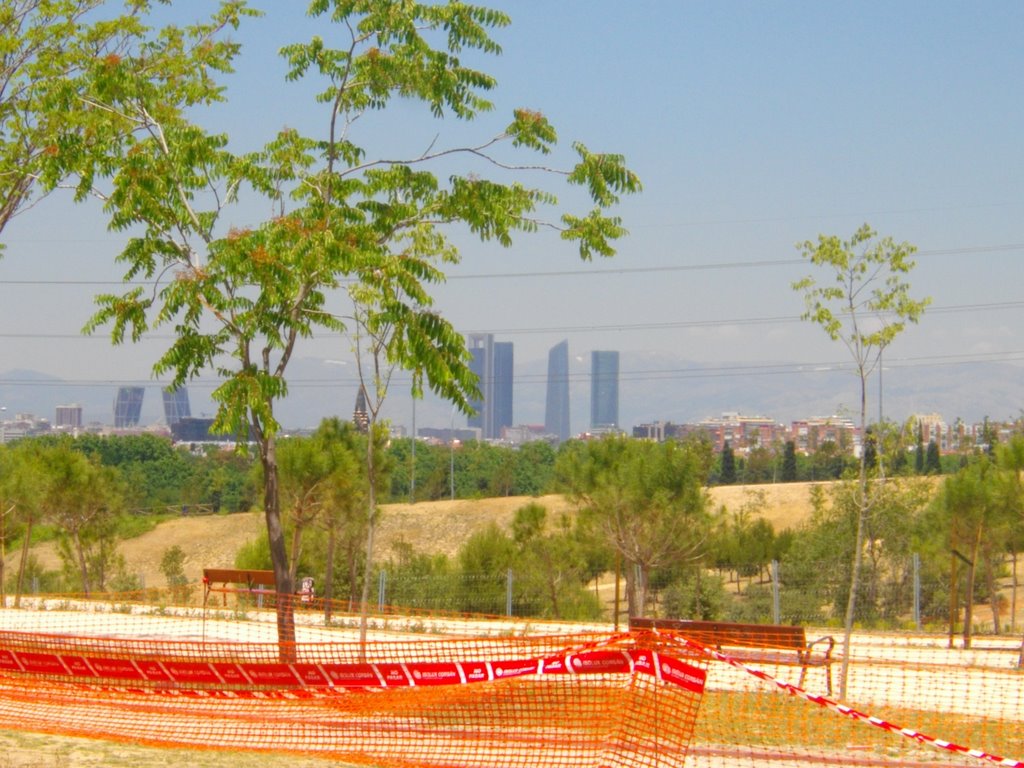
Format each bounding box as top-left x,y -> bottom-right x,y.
503,424 -> 551,446
466,333 -> 514,440
170,417 -> 216,443
161,387 -> 191,426
493,341 -> 513,437
590,350 -> 619,430
418,426 -> 479,444
113,386 -> 145,428
354,388 -> 369,433
55,403 -> 83,429
0,412 -> 51,443
790,415 -> 859,455
544,340 -> 570,443
696,412 -> 784,453
911,412 -> 950,451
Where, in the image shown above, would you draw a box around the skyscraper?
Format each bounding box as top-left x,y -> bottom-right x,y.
545,339 -> 570,442
493,341 -> 513,437
55,404 -> 83,429
162,387 -> 191,426
590,350 -> 619,431
466,333 -> 514,440
114,386 -> 145,428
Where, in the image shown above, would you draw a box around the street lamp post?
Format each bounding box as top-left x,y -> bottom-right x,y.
450,404 -> 456,501
410,396 -> 416,503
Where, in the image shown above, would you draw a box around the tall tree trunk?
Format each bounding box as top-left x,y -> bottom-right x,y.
949,552 -> 959,649
74,531 -> 90,597
963,525 -> 984,649
261,434 -> 295,660
986,553 -> 1000,635
359,420 -> 378,648
838,372 -> 869,700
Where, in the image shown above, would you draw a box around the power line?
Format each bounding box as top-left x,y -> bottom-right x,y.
1,242 -> 1023,286
1,299 -> 1020,340
2,349 -> 1022,391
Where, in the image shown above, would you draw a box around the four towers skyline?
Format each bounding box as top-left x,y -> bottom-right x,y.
469,334 -> 619,442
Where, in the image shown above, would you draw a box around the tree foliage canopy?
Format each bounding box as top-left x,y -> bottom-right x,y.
51,1 -> 638,645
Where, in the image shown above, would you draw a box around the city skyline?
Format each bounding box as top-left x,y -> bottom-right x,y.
0,3 -> 1021,433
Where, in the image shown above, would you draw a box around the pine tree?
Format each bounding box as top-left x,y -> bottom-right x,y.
926,440 -> 942,474
720,442 -> 737,485
781,440 -> 798,482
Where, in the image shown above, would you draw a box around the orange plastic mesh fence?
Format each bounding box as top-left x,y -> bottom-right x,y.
0,596 -> 705,768
0,593 -> 1022,767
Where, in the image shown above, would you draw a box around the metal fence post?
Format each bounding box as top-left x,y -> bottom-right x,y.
771,560 -> 781,624
378,570 -> 387,612
913,553 -> 922,630
506,569 -> 514,617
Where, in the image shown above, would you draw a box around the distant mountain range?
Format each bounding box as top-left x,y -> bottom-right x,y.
2,351 -> 1021,436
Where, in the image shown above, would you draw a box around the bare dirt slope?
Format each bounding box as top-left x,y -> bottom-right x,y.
24,483 -> 830,591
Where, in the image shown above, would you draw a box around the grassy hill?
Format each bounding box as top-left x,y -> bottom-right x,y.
22,481 -> 833,591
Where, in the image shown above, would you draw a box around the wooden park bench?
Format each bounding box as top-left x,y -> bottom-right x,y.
202,569 -> 317,609
202,568 -> 277,608
630,617 -> 835,694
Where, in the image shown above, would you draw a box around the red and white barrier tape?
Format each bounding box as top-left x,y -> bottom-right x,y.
657,631 -> 1022,768
0,634 -> 706,695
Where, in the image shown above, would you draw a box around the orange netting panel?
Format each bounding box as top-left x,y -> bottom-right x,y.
1,593 -> 1023,767
0,600 -> 705,768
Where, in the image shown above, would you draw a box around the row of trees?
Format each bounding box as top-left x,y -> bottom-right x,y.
367,435 -> 1024,643
0,433 -> 255,600
5,425 -> 1024,654
715,425 -> 993,487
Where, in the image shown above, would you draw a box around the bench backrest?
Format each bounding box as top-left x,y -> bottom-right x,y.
202,568 -> 276,587
629,617 -> 807,651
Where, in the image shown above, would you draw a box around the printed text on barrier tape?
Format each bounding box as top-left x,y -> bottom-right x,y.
0,645 -> 706,695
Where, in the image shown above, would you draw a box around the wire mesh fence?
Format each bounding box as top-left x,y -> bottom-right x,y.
0,587 -> 1021,767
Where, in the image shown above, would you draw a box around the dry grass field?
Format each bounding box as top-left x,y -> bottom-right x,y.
18,482 -> 835,589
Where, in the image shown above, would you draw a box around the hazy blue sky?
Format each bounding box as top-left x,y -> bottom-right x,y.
1,1 -> 1022,428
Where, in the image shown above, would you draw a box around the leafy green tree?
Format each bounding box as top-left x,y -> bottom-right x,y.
719,441 -> 737,485
159,544 -> 192,602
781,440 -> 798,483
276,434 -> 335,585
926,440 -> 942,475
862,428 -> 877,471
938,459 -> 1002,647
3,440 -> 49,605
743,445 -> 777,484
0,0 -> 154,242
793,223 -> 929,698
557,436 -> 711,617
513,441 -> 557,495
995,435 -> 1024,645
510,502 -> 602,620
457,523 -> 517,615
192,448 -> 256,513
77,1 -> 638,651
41,441 -> 127,595
376,540 -> 458,613
317,418 -> 383,619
